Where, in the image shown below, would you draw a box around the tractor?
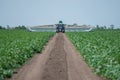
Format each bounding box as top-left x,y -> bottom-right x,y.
56,21 -> 65,33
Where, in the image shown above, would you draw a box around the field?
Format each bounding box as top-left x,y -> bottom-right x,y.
66,30 -> 120,80
0,30 -> 54,79
0,29 -> 120,80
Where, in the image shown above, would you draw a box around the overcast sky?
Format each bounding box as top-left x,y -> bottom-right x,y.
0,0 -> 120,28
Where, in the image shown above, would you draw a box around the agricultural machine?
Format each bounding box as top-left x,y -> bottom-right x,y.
56,21 -> 65,33
27,20 -> 93,32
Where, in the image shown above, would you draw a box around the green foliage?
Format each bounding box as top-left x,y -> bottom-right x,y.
0,26 -> 5,29
0,30 -> 54,79
14,25 -> 27,30
66,30 -> 120,80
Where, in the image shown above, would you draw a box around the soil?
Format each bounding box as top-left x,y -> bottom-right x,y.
7,33 -> 104,80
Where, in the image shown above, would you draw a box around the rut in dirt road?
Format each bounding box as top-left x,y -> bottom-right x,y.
41,33 -> 68,80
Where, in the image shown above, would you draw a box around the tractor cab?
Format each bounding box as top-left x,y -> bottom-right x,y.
56,21 -> 65,33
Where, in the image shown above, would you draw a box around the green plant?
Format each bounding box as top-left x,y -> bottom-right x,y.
66,30 -> 120,80
0,30 -> 54,79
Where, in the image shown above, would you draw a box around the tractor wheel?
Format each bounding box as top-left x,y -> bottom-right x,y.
62,31 -> 65,33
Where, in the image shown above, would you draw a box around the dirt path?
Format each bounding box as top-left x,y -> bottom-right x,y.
7,33 -> 103,80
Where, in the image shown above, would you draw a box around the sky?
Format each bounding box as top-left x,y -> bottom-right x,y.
0,0 -> 120,28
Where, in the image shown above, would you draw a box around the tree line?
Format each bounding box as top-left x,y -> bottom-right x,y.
95,24 -> 120,30
0,25 -> 27,30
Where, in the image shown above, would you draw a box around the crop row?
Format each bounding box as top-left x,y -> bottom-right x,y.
0,30 -> 54,79
66,30 -> 120,80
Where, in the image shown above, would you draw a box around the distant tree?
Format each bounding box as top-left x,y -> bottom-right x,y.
103,26 -> 107,29
100,26 -> 104,30
96,25 -> 99,29
0,25 -> 5,29
7,25 -> 10,29
73,23 -> 78,26
14,25 -> 27,30
109,24 -> 114,29
95,25 -> 108,30
0,26 -> 2,29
